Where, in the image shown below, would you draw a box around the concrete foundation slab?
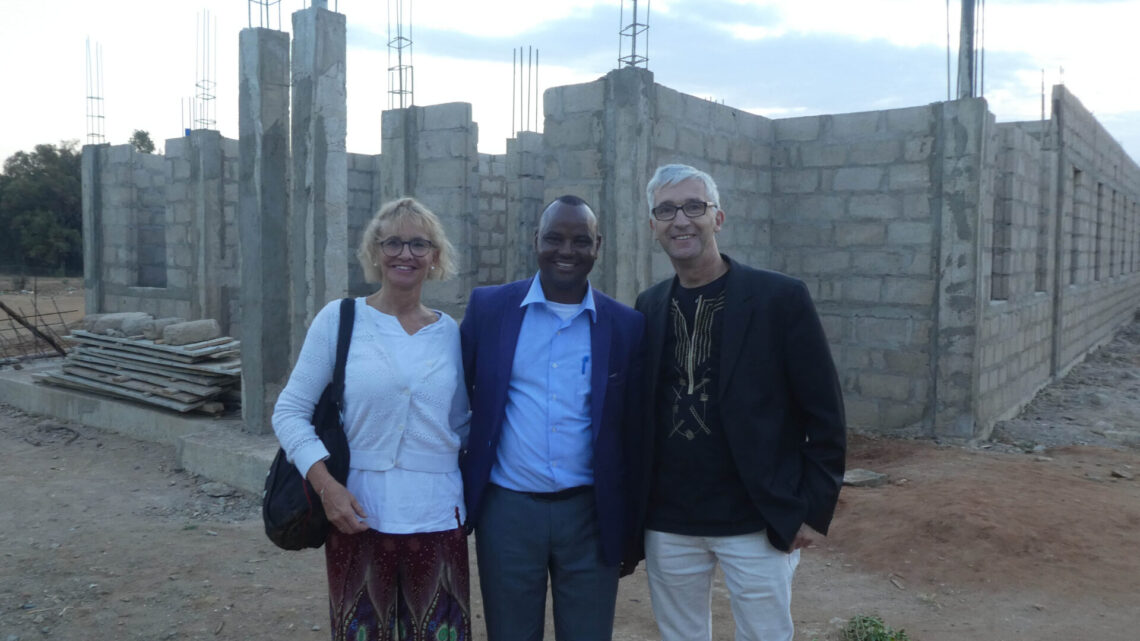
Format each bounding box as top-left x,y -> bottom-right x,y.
0,361 -> 275,495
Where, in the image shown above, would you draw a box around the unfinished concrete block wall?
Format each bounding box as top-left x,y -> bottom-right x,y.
347,152 -> 380,297
81,143 -> 190,321
542,68 -> 773,302
82,135 -> 242,334
652,84 -> 773,280
380,103 -> 479,317
164,131 -> 242,336
976,124 -> 1054,429
82,34 -> 1140,442
542,78 -> 611,279
1052,86 -> 1140,375
768,105 -> 943,434
475,152 -> 509,286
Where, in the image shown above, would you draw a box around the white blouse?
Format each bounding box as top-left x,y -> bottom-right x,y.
272,298 -> 471,534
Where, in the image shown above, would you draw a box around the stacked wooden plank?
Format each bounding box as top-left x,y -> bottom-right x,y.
35,330 -> 241,415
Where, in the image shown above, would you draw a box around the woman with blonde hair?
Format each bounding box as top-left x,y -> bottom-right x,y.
272,197 -> 471,640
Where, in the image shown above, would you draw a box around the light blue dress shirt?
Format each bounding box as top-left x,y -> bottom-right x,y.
490,275 -> 597,492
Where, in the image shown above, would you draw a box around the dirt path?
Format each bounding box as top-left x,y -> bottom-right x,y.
2,317 -> 1139,640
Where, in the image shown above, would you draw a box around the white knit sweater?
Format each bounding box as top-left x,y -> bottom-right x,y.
271,298 -> 470,533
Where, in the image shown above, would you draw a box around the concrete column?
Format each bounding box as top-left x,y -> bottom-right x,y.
181,130 -> 230,328
601,67 -> 656,305
929,98 -> 991,439
290,4 -> 348,356
81,144 -> 107,314
238,27 -> 291,435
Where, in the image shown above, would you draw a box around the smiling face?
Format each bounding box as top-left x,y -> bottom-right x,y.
650,177 -> 724,267
376,222 -> 439,292
534,200 -> 601,304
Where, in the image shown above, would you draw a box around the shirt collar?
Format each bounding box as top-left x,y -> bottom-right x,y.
520,273 -> 598,323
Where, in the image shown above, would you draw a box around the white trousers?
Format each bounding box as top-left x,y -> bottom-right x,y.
645,529 -> 800,641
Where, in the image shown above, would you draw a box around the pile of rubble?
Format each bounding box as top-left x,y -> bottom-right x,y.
34,312 -> 241,415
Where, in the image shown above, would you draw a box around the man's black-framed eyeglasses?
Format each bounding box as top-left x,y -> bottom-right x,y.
651,201 -> 716,221
379,237 -> 435,257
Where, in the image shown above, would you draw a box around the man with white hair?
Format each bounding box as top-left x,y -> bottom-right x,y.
628,163 -> 847,641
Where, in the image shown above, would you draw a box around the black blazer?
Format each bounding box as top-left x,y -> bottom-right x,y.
631,254 -> 846,554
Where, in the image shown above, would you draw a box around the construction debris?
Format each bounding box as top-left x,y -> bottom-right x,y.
34,315 -> 241,415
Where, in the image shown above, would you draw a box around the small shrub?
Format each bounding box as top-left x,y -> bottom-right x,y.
840,614 -> 912,641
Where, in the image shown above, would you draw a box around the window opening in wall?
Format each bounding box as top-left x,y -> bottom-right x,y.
1035,200 -> 1048,292
991,174 -> 1011,301
1126,197 -> 1135,274
1118,191 -> 1124,276
1134,201 -> 1139,273
1095,182 -> 1104,281
1070,168 -> 1081,285
1109,189 -> 1117,277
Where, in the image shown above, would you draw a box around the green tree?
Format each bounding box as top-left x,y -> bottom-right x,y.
128,129 -> 155,154
0,142 -> 83,274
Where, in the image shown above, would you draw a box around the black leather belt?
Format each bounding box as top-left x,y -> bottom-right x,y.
521,485 -> 593,501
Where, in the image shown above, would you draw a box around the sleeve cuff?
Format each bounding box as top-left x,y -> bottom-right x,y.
292,441 -> 330,480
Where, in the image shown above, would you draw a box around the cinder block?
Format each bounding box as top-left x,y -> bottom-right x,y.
849,194 -> 902,220
774,169 -> 819,194
883,349 -> 929,374
831,111 -> 881,141
559,80 -> 605,114
904,137 -> 935,162
854,317 -> 912,347
883,277 -> 935,306
676,127 -> 706,158
833,167 -> 884,191
901,193 -> 932,219
655,86 -> 682,119
801,143 -> 848,168
849,141 -> 902,165
887,222 -> 932,245
844,398 -> 881,428
545,112 -> 602,149
773,223 -> 830,247
843,276 -> 881,302
882,401 -> 926,429
886,105 -> 934,135
422,102 -> 472,130
801,250 -> 851,274
774,116 -> 820,142
835,222 -> 887,246
859,372 -> 912,401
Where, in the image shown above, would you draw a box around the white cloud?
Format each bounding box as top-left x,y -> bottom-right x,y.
349,0 -> 619,39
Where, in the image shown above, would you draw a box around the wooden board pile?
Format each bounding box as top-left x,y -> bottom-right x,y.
35,316 -> 241,415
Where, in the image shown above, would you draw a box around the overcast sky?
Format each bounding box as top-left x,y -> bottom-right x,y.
2,0 -> 1137,165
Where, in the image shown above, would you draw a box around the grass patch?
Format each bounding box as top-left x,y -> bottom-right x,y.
840,614 -> 912,641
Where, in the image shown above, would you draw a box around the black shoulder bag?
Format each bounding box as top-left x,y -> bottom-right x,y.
262,297 -> 355,550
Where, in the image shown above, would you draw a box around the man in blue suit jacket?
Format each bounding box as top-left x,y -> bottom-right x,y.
460,195 -> 644,641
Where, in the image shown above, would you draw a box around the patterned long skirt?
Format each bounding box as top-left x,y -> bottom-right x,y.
325,526 -> 470,641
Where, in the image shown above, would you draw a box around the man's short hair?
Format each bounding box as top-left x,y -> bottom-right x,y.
645,164 -> 720,216
548,194 -> 590,209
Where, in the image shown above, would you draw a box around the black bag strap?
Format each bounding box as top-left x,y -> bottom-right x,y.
330,297 -> 356,414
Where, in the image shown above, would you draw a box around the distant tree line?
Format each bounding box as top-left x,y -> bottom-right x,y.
0,142 -> 83,276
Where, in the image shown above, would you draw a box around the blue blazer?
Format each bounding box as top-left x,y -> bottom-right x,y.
459,278 -> 645,566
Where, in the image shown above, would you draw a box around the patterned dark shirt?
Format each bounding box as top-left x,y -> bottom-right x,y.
647,270 -> 766,536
